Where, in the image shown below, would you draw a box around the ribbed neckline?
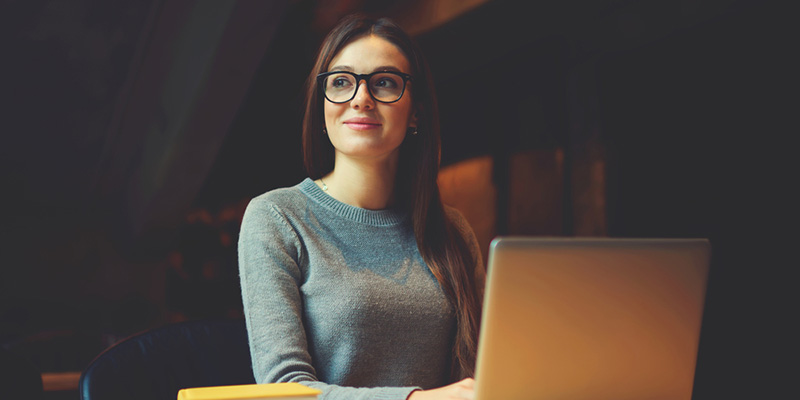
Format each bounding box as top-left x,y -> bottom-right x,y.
298,178 -> 408,226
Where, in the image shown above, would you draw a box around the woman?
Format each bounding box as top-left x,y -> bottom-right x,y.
238,14 -> 484,400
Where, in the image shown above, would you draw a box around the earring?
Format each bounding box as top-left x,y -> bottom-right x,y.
409,127 -> 418,135
323,127 -> 327,134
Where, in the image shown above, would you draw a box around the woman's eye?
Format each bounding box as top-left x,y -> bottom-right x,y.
331,77 -> 353,88
373,77 -> 398,88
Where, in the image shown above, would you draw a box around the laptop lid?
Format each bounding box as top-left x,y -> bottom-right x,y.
474,237 -> 711,400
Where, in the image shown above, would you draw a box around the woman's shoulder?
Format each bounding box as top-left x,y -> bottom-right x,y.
443,204 -> 486,288
443,204 -> 483,253
245,179 -> 312,216
251,186 -> 300,204
443,204 -> 471,232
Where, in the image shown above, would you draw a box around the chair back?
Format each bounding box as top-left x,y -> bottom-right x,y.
79,319 -> 254,400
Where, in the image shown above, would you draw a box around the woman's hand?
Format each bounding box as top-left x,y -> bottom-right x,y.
407,378 -> 475,400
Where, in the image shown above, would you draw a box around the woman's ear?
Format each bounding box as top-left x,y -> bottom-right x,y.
409,105 -> 419,128
407,110 -> 419,135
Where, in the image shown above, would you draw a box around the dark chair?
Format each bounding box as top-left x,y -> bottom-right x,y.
79,319 -> 254,400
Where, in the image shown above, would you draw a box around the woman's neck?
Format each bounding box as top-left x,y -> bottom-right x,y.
319,155 -> 398,210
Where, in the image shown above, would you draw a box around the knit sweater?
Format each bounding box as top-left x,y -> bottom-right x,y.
238,178 -> 482,400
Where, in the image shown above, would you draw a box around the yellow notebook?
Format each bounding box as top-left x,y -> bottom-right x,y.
177,383 -> 321,400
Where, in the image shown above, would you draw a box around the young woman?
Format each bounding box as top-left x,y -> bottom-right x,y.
238,15 -> 484,400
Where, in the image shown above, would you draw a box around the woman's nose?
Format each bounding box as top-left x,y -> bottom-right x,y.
350,80 -> 375,109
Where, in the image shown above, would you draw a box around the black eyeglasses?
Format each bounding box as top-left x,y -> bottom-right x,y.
317,71 -> 413,104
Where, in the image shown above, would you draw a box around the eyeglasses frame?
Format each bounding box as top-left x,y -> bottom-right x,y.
316,71 -> 413,104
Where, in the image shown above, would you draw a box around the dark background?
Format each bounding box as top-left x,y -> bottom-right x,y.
1,0 -> 793,398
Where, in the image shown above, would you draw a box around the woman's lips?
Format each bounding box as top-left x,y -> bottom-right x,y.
344,117 -> 381,131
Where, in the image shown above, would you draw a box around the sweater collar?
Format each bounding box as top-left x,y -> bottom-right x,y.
299,178 -> 408,226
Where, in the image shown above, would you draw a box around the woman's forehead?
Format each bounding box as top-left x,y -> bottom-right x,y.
329,35 -> 411,73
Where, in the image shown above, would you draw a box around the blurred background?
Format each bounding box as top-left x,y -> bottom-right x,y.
1,0 -> 793,398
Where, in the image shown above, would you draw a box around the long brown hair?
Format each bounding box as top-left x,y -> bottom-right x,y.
301,15 -> 481,379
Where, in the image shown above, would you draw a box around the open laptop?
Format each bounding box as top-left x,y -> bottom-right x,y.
474,237 -> 711,400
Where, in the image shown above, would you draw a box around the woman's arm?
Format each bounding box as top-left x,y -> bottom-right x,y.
238,197 -> 317,382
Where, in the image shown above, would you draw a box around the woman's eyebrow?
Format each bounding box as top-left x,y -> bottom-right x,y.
372,65 -> 403,72
328,65 -> 404,73
329,65 -> 353,72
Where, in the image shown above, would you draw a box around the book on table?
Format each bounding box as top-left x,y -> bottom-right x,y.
177,382 -> 321,400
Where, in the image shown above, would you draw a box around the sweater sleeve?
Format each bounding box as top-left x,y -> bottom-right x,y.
237,196 -> 420,400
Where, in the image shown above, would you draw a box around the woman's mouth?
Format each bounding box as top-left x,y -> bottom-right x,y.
344,117 -> 381,131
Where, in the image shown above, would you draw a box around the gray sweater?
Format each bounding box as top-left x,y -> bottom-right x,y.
238,178 -> 482,400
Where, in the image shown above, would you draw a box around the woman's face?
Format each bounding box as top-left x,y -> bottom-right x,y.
323,35 -> 416,165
